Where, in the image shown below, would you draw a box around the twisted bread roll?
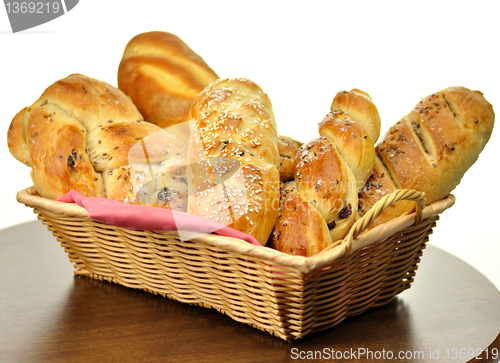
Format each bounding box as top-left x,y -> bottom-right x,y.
187,78 -> 280,245
359,86 -> 495,227
270,89 -> 381,256
118,31 -> 219,141
7,74 -> 188,211
323,89 -> 381,190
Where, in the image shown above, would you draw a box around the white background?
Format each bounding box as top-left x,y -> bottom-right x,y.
1,1 -> 498,290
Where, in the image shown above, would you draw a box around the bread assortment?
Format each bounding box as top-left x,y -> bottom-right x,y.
117,31 -> 303,181
7,31 -> 495,256
269,89 -> 381,256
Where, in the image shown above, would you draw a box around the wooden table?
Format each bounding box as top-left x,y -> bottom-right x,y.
1,221 -> 499,363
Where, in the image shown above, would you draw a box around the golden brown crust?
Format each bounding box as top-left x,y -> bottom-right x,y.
27,103 -> 104,199
319,111 -> 376,191
378,87 -> 494,205
277,135 -> 302,182
86,121 -> 162,172
270,89 -> 380,256
330,88 -> 381,142
294,137 -> 358,245
40,74 -> 144,132
7,74 -> 189,211
187,78 -> 280,245
294,138 -> 351,220
359,86 -> 495,226
7,108 -> 31,166
357,157 -> 415,228
118,31 -> 219,131
8,73 -> 146,172
269,182 -> 331,256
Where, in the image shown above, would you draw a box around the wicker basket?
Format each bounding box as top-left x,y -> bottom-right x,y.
17,186 -> 454,342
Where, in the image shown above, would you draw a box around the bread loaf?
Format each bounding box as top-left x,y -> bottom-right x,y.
187,78 -> 280,245
359,86 -> 495,227
7,74 -> 189,210
270,89 -> 381,256
118,31 -> 219,140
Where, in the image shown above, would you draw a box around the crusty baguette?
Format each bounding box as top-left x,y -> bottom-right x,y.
7,74 -> 188,210
270,89 -> 381,256
118,31 -> 219,138
187,78 -> 280,245
359,86 -> 495,227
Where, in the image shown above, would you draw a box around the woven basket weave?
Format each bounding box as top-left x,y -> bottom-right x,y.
17,186 -> 454,341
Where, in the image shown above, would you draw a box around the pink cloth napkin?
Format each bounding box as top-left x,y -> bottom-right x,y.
56,190 -> 262,246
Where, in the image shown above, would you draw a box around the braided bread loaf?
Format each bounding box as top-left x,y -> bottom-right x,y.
270,89 -> 381,256
7,74 -> 189,211
187,78 -> 280,245
359,86 -> 495,227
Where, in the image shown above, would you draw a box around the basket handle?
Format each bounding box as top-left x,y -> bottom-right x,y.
343,189 -> 426,255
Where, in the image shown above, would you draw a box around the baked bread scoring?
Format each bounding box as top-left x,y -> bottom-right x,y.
359,86 -> 495,227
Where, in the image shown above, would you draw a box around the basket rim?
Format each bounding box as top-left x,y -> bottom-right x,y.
17,186 -> 455,274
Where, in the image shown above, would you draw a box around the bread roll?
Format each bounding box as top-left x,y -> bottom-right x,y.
118,31 -> 219,137
359,86 -> 495,227
187,78 -> 280,245
320,89 -> 382,191
7,74 -> 188,211
270,89 -> 381,256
